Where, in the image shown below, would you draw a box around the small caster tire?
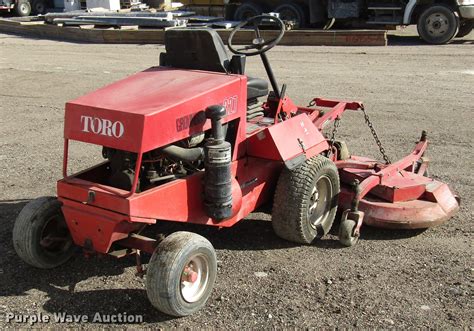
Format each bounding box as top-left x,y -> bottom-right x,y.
339,218 -> 359,247
13,196 -> 75,269
146,231 -> 217,317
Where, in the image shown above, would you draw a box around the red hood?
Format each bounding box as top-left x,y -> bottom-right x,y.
64,67 -> 246,153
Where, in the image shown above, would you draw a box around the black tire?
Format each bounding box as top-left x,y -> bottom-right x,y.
275,2 -> 307,29
146,232 -> 217,317
14,0 -> 31,16
456,20 -> 473,38
31,0 -> 46,14
234,2 -> 263,21
338,218 -> 359,247
13,196 -> 75,269
272,155 -> 340,244
417,4 -> 460,44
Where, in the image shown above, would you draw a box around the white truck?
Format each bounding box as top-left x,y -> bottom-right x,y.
184,0 -> 474,43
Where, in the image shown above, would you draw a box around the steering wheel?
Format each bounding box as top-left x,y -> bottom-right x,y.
227,15 -> 285,57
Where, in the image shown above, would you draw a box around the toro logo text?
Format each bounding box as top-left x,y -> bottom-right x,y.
80,115 -> 125,138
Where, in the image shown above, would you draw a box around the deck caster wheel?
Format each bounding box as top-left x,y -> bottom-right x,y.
13,196 -> 75,269
146,232 -> 217,317
338,210 -> 363,247
272,155 -> 340,244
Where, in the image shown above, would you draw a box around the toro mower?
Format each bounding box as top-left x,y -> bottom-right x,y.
13,15 -> 460,317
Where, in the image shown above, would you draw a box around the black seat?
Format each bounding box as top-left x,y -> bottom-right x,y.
161,28 -> 268,101
162,28 -> 230,73
247,77 -> 269,100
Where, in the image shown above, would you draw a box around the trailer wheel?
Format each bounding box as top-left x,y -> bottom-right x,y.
146,232 -> 217,317
13,197 -> 75,269
275,2 -> 307,29
32,0 -> 46,14
234,2 -> 263,21
456,20 -> 473,38
272,155 -> 340,244
14,0 -> 31,16
417,4 -> 459,44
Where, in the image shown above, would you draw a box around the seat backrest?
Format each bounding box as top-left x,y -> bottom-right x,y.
162,28 -> 231,73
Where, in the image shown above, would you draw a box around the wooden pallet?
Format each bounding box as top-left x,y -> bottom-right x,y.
0,18 -> 387,46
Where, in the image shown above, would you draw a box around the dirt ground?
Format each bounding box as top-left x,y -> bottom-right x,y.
0,29 -> 473,328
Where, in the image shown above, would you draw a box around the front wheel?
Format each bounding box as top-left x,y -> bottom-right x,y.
13,196 -> 75,269
146,232 -> 217,317
272,155 -> 340,244
417,5 -> 459,44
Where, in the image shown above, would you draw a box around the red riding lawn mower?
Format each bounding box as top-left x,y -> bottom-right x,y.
13,15 -> 460,316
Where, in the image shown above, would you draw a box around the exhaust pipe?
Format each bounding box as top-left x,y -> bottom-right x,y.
203,105 -> 233,220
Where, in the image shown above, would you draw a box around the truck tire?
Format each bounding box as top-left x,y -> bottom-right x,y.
15,0 -> 32,16
32,0 -> 46,14
146,232 -> 217,316
275,2 -> 307,28
417,4 -> 459,44
13,197 -> 75,269
456,20 -> 473,38
272,155 -> 340,244
234,2 -> 263,21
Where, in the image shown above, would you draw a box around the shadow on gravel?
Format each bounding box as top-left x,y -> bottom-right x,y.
146,215 -> 298,251
359,225 -> 427,241
388,35 -> 474,46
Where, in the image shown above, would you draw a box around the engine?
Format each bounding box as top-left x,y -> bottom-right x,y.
101,105 -> 233,221
102,132 -> 205,192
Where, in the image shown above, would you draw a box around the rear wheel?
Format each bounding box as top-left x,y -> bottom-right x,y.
13,197 -> 75,269
234,2 -> 263,21
456,20 -> 473,38
31,0 -> 46,14
417,5 -> 459,44
15,0 -> 32,16
146,232 -> 217,316
275,2 -> 307,28
272,155 -> 340,244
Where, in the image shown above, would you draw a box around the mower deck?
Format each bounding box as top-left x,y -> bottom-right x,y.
338,156 -> 460,229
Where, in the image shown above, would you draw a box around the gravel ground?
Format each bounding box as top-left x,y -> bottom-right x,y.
0,29 -> 473,328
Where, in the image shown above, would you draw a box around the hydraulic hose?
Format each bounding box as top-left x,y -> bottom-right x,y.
161,145 -> 204,162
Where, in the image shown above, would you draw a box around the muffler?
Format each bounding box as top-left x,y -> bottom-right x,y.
203,105 -> 232,220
